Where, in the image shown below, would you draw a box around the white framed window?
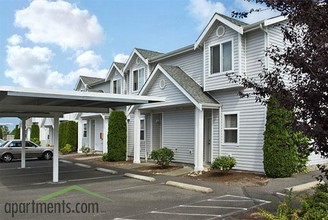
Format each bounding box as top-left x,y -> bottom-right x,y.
223,113 -> 238,144
210,40 -> 233,74
133,68 -> 145,91
113,79 -> 122,94
83,123 -> 87,138
140,118 -> 145,141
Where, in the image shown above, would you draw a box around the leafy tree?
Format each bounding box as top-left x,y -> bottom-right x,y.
231,1 -> 328,159
14,125 -> 20,139
59,121 -> 78,151
105,111 -> 126,161
0,125 -> 9,138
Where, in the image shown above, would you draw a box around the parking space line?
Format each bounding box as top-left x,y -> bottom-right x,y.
208,199 -> 252,202
150,211 -> 221,217
179,205 -> 247,210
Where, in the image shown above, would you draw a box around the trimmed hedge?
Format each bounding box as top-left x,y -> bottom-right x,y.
104,111 -> 127,161
263,97 -> 309,178
59,121 -> 78,152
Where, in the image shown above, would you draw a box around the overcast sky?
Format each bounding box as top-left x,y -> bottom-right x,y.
0,0 -> 278,130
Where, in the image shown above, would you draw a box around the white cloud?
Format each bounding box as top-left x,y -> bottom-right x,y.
76,50 -> 102,68
187,0 -> 226,29
7,34 -> 22,45
5,45 -> 107,89
233,0 -> 279,24
114,53 -> 129,63
15,0 -> 104,50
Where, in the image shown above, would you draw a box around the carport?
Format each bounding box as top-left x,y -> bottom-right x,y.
0,86 -> 164,183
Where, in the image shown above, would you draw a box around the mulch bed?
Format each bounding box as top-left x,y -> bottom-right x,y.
186,170 -> 269,186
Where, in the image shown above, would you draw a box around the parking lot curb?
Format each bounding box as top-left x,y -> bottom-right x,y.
124,173 -> 156,182
59,159 -> 73,164
96,167 -> 118,174
285,181 -> 323,193
74,162 -> 91,168
166,181 -> 213,193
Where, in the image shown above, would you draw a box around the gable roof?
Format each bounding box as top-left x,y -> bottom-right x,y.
106,62 -> 125,81
123,48 -> 163,73
114,62 -> 125,71
138,64 -> 220,110
135,48 -> 163,60
195,13 -> 246,49
80,76 -> 105,86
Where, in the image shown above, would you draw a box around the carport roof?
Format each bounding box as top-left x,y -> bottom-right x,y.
0,86 -> 165,118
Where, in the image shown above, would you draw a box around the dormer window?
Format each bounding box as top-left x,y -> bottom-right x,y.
113,79 -> 122,94
133,68 -> 145,91
210,40 -> 232,74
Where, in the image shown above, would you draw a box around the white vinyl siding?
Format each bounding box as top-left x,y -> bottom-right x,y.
204,23 -> 239,91
162,108 -> 195,164
159,49 -> 204,87
127,114 -> 134,157
140,73 -> 191,109
308,152 -> 328,165
212,109 -> 220,159
210,89 -> 266,172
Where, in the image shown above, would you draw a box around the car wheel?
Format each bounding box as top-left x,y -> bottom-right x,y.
42,151 -> 53,160
2,153 -> 13,162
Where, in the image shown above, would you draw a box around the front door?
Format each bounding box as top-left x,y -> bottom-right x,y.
152,113 -> 162,151
204,117 -> 212,163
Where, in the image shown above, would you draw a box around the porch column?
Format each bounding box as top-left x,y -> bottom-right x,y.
194,108 -> 204,171
102,115 -> 109,154
20,117 -> 27,169
133,109 -> 141,163
53,114 -> 60,183
77,117 -> 83,153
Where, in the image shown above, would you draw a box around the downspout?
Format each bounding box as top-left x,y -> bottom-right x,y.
259,23 -> 269,70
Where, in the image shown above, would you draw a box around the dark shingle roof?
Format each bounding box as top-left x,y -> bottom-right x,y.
160,65 -> 219,106
217,13 -> 248,26
114,62 -> 125,71
135,48 -> 163,60
80,75 -> 105,86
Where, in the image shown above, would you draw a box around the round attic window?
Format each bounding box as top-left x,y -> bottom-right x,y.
136,57 -> 141,64
159,79 -> 166,90
216,25 -> 225,37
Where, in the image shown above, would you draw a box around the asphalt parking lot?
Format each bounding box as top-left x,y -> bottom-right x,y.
0,159 -> 276,219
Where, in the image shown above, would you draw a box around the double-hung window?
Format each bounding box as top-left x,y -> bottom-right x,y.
133,68 -> 145,91
113,79 -> 122,94
210,40 -> 232,74
140,119 -> 145,141
223,113 -> 238,144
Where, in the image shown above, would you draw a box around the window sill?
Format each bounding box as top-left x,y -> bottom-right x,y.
208,71 -> 234,78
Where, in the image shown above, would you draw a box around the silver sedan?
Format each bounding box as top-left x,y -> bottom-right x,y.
0,140 -> 53,162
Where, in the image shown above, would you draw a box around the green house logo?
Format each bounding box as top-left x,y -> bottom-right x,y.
38,185 -> 111,201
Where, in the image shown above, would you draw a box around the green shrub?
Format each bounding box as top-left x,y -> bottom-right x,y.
81,146 -> 91,155
0,128 -> 3,139
257,184 -> 328,219
102,153 -> 110,161
149,147 -> 174,168
105,111 -> 127,161
59,121 -> 78,152
31,137 -> 41,145
211,156 -> 236,173
60,144 -> 74,154
263,97 -> 309,178
30,124 -> 40,144
13,125 -> 20,139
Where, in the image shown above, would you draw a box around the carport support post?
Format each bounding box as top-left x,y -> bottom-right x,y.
53,114 -> 60,183
194,108 -> 204,172
133,109 -> 141,163
20,117 -> 27,169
